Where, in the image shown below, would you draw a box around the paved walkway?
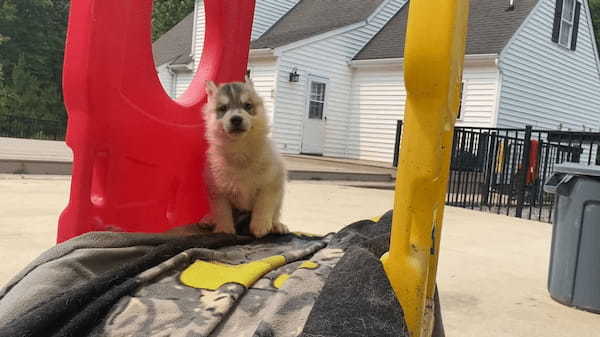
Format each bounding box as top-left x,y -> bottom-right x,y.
0,137 -> 71,162
0,137 -> 395,180
0,175 -> 598,336
284,154 -> 392,174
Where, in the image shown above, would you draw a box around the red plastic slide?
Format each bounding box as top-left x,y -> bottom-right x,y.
57,0 -> 255,243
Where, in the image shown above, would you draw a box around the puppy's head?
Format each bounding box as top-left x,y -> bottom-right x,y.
203,77 -> 267,141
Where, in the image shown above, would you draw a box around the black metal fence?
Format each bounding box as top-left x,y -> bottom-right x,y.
393,121 -> 600,223
0,114 -> 66,141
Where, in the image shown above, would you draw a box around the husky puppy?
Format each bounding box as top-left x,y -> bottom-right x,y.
203,77 -> 288,238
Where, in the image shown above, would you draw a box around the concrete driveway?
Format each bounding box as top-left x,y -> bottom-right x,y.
0,175 -> 598,336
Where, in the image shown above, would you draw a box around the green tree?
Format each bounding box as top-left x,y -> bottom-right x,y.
0,0 -> 193,129
590,0 -> 600,53
5,55 -> 60,120
0,0 -> 69,122
0,65 -> 8,114
152,0 -> 195,41
0,0 -> 17,44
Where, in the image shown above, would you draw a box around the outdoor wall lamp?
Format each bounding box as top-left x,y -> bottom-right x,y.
289,68 -> 300,82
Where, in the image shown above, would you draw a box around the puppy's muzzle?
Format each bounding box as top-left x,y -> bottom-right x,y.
228,115 -> 247,134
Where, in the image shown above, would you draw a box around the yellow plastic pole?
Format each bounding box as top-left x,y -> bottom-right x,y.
380,1 -> 470,336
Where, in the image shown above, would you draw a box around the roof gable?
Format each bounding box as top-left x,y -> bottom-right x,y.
251,0 -> 385,49
152,12 -> 194,66
354,0 -> 539,60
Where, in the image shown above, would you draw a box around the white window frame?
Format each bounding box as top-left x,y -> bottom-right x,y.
558,0 -> 576,48
305,77 -> 328,121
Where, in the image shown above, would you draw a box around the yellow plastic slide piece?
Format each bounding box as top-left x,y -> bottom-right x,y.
380,1 -> 470,336
180,255 -> 286,290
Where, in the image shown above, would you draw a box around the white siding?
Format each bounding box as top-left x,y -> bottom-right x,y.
248,58 -> 278,125
168,59 -> 276,114
156,64 -> 174,97
348,65 -> 405,163
272,0 -> 406,155
192,1 -> 205,70
347,63 -> 500,163
459,65 -> 501,128
174,72 -> 194,98
497,0 -> 600,130
158,1 -> 293,102
192,0 -> 299,70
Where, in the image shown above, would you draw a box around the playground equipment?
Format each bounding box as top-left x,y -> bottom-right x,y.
57,0 -> 469,336
58,0 -> 254,242
381,1 -> 469,335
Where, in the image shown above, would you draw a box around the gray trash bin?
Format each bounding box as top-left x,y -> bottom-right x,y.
544,163 -> 600,313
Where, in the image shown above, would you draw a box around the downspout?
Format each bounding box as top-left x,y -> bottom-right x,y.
493,56 -> 503,128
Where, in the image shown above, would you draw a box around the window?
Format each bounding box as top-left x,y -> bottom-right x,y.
559,0 -> 575,47
308,81 -> 326,119
457,81 -> 465,120
552,0 -> 581,50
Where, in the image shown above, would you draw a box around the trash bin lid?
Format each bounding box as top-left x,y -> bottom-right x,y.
554,162 -> 600,177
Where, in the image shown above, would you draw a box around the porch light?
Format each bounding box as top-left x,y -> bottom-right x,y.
289,68 -> 300,82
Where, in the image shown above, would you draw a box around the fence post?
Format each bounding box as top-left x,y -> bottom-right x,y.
393,120 -> 403,167
482,132 -> 497,205
516,125 -> 533,218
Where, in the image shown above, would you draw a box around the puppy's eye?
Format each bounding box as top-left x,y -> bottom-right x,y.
217,105 -> 228,113
243,103 -> 253,111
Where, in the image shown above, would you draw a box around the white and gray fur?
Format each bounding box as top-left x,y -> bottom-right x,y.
203,77 -> 288,238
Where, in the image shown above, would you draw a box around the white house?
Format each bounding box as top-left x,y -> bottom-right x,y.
153,0 -> 600,163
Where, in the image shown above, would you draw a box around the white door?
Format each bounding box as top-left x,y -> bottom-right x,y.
301,77 -> 327,154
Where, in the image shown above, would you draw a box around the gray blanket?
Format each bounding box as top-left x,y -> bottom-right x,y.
0,211 -> 443,337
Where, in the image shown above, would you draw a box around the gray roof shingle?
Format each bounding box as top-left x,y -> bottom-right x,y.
152,12 -> 194,67
152,0 -> 385,66
251,0 -> 384,49
153,0 -> 539,65
354,0 -> 539,60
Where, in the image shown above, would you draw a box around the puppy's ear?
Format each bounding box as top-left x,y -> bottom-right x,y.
205,80 -> 218,97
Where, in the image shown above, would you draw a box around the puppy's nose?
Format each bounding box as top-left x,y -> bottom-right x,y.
230,116 -> 243,127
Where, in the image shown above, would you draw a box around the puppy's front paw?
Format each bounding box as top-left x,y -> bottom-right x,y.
200,214 -> 214,224
213,222 -> 236,235
272,222 -> 289,234
250,219 -> 272,238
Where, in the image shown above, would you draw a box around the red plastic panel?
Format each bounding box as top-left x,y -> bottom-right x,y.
57,0 -> 255,242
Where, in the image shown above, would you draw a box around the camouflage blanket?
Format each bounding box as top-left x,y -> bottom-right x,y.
0,211 -> 443,337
